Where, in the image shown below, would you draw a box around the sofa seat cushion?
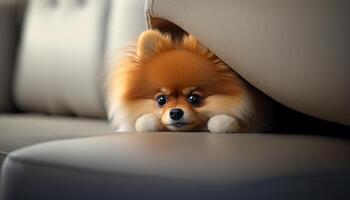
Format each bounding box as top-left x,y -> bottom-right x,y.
1,133 -> 350,199
0,114 -> 113,155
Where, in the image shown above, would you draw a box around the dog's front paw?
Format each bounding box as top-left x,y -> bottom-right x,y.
207,115 -> 240,133
135,113 -> 162,132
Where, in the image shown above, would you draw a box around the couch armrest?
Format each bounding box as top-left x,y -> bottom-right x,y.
1,133 -> 350,199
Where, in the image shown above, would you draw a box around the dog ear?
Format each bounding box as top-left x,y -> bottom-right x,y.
183,35 -> 208,54
136,30 -> 170,57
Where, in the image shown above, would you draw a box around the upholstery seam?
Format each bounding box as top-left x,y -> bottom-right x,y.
150,0 -> 155,16
145,0 -> 155,29
6,153 -> 157,177
5,154 -> 195,183
0,151 -> 8,157
5,153 -> 349,185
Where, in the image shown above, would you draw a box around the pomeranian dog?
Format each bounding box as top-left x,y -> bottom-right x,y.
106,30 -> 270,133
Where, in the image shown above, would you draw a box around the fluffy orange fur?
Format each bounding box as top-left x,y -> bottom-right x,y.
106,30 -> 269,132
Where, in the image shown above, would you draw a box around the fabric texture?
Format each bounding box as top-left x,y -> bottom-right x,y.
14,0 -> 110,118
146,0 -> 350,126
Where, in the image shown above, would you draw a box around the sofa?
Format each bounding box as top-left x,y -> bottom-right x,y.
0,0 -> 145,168
0,0 -> 349,199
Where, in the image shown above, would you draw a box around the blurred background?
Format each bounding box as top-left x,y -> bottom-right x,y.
0,0 -> 148,168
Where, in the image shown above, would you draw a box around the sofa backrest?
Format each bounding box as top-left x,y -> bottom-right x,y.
0,0 -> 22,113
13,0 -> 146,118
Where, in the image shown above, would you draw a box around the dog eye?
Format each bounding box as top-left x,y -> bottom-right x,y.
156,95 -> 168,106
188,94 -> 201,106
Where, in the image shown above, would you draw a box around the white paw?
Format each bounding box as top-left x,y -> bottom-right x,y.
135,113 -> 162,132
207,115 -> 240,133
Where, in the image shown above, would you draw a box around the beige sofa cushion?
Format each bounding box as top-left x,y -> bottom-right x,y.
105,0 -> 146,63
0,114 -> 112,154
14,0 -> 109,118
0,114 -> 112,169
145,0 -> 350,126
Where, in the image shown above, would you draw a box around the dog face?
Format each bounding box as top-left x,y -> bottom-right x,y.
107,30 -> 254,132
140,48 -> 247,131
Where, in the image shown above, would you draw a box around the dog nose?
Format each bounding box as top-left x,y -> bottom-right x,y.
169,109 -> 184,121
